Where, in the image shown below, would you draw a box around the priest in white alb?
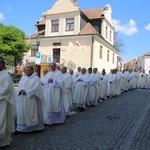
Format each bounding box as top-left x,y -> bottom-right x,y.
44,62 -> 66,125
61,66 -> 73,115
99,69 -> 108,100
73,68 -> 89,111
138,70 -> 147,89
107,69 -> 116,97
40,69 -> 49,91
86,68 -> 98,106
0,58 -> 16,147
16,66 -> 45,132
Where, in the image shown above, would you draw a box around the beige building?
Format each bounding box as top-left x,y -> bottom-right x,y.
23,0 -> 119,76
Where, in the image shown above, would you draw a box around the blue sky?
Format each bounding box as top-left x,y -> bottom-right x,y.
0,0 -> 150,62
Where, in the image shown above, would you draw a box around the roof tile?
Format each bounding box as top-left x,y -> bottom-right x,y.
79,23 -> 99,35
82,8 -> 103,20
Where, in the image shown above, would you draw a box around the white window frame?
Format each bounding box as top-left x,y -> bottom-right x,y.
51,19 -> 59,32
66,18 -> 74,31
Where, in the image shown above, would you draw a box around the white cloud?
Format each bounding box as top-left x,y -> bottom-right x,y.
113,19 -> 138,35
145,23 -> 150,31
0,13 -> 4,22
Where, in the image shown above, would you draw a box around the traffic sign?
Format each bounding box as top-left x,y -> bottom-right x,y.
36,52 -> 41,58
47,56 -> 53,63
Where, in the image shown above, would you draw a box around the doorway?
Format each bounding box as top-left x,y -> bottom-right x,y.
53,48 -> 60,63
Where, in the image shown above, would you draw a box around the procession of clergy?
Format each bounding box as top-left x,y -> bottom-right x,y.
1,56 -> 150,147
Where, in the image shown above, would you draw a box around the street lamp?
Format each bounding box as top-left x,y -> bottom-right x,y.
36,35 -> 41,52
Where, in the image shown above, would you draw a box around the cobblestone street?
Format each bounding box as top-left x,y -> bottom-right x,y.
2,89 -> 150,150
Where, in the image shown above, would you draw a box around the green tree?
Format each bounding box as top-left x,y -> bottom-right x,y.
0,24 -> 30,70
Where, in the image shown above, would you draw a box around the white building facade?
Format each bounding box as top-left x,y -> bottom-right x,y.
137,52 -> 150,73
24,0 -> 119,76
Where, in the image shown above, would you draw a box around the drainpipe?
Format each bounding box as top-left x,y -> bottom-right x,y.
90,35 -> 94,68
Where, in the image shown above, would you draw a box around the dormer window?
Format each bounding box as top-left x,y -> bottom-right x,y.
66,18 -> 74,31
51,19 -> 59,32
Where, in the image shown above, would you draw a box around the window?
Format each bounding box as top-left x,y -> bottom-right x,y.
107,50 -> 110,62
110,30 -> 112,42
51,20 -> 59,32
105,26 -> 108,38
53,43 -> 61,46
53,49 -> 60,63
99,46 -> 103,59
66,18 -> 74,31
112,53 -> 115,64
113,31 -> 115,45
31,49 -> 37,57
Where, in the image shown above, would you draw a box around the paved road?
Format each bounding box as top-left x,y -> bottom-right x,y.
2,89 -> 150,150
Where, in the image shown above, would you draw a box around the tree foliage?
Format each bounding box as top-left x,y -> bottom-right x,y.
0,24 -> 30,67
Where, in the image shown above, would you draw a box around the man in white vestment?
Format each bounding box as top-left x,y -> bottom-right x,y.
73,68 -> 89,111
131,69 -> 138,89
93,68 -> 101,101
16,66 -> 45,132
119,70 -> 126,92
135,70 -> 140,89
138,70 -> 147,89
44,62 -> 66,125
40,69 -> 48,91
124,69 -> 130,92
142,70 -> 147,88
99,69 -> 108,100
69,69 -> 74,75
0,58 -> 15,147
61,66 -> 73,115
74,66 -> 81,78
115,69 -> 122,96
128,70 -> 134,90
41,69 -> 48,84
86,68 -> 98,106
69,69 -> 76,102
107,69 -> 117,97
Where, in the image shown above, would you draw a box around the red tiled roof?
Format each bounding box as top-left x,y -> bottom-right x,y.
29,33 -> 38,39
28,30 -> 45,39
82,8 -> 103,20
79,23 -> 99,35
126,59 -> 137,65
